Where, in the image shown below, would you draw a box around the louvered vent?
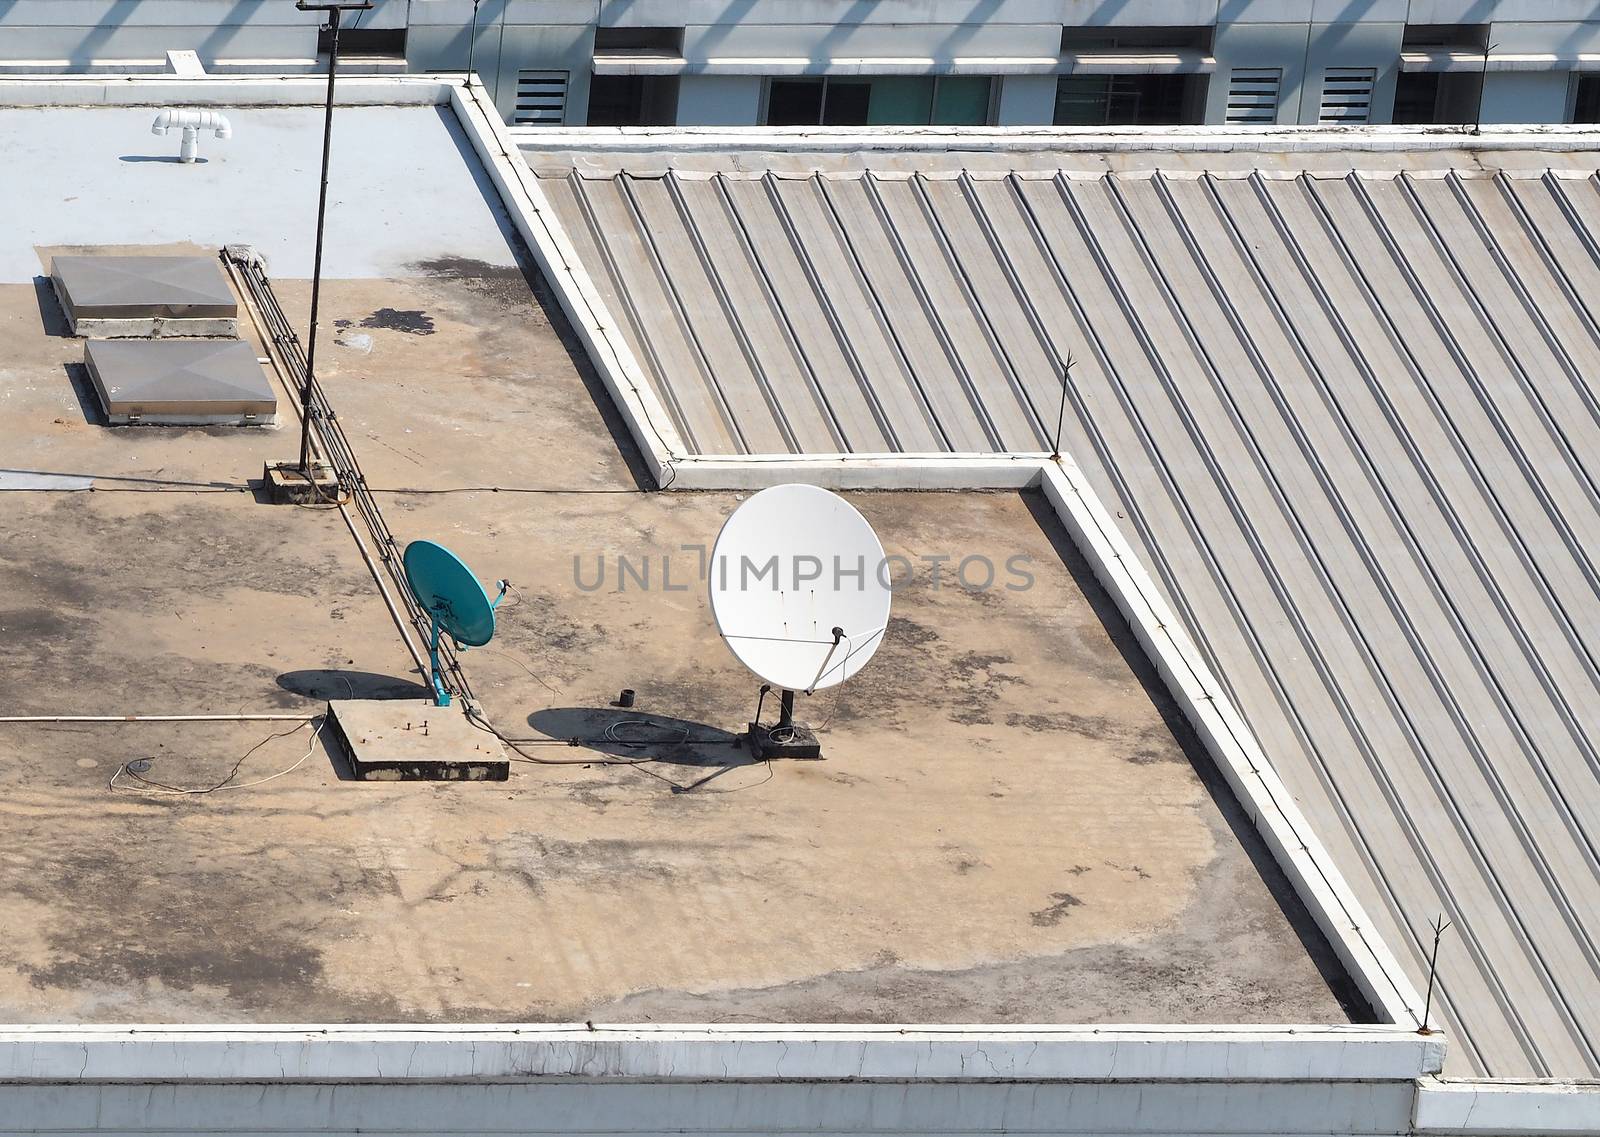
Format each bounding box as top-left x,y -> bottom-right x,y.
514,69 -> 569,125
1225,68 -> 1281,124
1320,67 -> 1377,123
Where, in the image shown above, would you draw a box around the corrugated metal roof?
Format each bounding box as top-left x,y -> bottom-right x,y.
535,153 -> 1600,1079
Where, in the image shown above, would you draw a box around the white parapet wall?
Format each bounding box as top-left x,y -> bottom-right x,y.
511,122 -> 1600,156
0,72 -> 448,106
1414,1078 -> 1600,1136
0,1024 -> 1442,1137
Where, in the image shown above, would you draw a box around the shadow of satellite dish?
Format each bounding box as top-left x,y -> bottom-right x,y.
528,707 -> 747,768
277,669 -> 430,702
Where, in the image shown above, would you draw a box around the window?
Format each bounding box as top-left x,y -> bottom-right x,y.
1319,67 -> 1377,123
1401,24 -> 1490,51
934,77 -> 992,125
1226,68 -> 1282,124
1059,26 -> 1212,53
1053,74 -> 1205,126
318,26 -> 405,56
1392,71 -> 1484,125
1392,73 -> 1438,124
588,75 -> 681,126
1575,75 -> 1600,124
593,27 -> 684,56
767,79 -> 826,125
763,76 -> 992,126
513,70 -> 569,125
1394,24 -> 1490,125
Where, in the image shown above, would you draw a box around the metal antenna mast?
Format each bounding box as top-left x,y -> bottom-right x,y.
466,0 -> 482,83
1051,353 -> 1076,460
1420,913 -> 1452,1033
293,0 -> 373,476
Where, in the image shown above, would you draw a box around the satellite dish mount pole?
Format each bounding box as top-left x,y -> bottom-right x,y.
751,686 -> 819,761
427,609 -> 452,709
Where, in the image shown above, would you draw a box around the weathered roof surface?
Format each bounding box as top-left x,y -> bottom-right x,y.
530,143 -> 1600,1078
0,256 -> 1353,1028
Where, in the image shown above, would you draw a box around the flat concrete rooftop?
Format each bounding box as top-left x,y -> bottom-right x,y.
0,104 -> 518,284
0,108 -> 1355,1023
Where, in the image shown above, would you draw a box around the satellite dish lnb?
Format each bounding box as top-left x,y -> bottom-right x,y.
402,539 -> 506,707
708,484 -> 891,759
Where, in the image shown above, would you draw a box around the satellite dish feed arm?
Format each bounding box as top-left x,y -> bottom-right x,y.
804,624 -> 889,694
804,627 -> 847,696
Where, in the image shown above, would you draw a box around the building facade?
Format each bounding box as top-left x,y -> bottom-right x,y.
1,2 -> 1597,128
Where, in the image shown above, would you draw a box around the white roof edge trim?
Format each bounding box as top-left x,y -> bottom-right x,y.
1414,1076 -> 1600,1134
0,1024 -> 1440,1083
646,54 -> 1206,76
0,72 -> 454,108
511,123 -> 1600,156
1036,458 -> 1426,1032
447,79 -> 686,485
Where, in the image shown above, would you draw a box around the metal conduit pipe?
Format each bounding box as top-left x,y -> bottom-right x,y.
0,714 -> 314,723
223,248 -> 446,696
337,500 -> 431,681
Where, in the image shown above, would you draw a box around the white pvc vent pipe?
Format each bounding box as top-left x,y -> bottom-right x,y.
151,108 -> 232,163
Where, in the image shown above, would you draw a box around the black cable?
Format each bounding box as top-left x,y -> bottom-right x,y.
369,486 -> 649,495
111,722 -> 312,795
462,704 -> 757,794
463,704 -> 686,791
462,704 -> 734,761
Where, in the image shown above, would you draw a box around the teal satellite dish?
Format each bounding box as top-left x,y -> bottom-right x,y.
402,539 -> 504,706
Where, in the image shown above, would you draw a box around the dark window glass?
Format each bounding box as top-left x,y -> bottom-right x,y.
588,75 -> 678,126
866,77 -> 935,125
766,75 -> 995,126
1060,26 -> 1211,52
1576,76 -> 1600,124
823,80 -> 872,125
1054,73 -> 1199,126
1435,72 -> 1484,124
1401,24 -> 1489,50
594,27 -> 684,55
588,75 -> 644,125
932,76 -> 991,124
319,26 -> 405,56
768,79 -> 824,125
1392,72 -> 1439,124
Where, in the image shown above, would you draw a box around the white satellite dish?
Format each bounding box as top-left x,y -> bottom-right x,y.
708,484 -> 891,759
